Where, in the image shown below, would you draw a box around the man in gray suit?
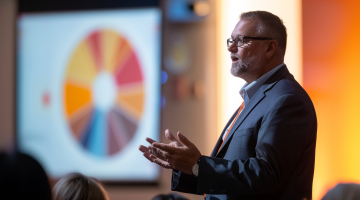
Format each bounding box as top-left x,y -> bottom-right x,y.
139,11 -> 317,200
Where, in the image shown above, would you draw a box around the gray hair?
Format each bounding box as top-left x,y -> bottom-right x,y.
240,11 -> 287,51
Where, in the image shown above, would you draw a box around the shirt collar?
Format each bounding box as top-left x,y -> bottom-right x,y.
240,63 -> 285,101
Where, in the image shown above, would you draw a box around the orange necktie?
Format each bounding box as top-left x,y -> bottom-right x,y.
217,102 -> 245,153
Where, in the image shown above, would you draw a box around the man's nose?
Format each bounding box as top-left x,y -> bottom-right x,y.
227,42 -> 238,53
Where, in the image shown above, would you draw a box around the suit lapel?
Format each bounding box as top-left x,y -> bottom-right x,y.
215,65 -> 291,157
215,91 -> 266,156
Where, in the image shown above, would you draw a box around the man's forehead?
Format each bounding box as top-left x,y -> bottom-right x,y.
231,19 -> 259,38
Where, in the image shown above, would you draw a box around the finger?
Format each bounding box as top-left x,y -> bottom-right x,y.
142,152 -> 154,163
150,154 -> 172,169
177,132 -> 194,148
151,142 -> 177,154
140,145 -> 160,163
165,129 -> 180,143
139,145 -> 149,153
148,146 -> 165,160
139,146 -> 154,163
148,145 -> 172,160
146,137 -> 157,144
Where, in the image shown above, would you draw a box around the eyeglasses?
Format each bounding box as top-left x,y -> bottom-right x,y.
227,36 -> 273,47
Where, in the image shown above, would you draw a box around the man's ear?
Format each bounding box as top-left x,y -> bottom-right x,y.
266,40 -> 278,58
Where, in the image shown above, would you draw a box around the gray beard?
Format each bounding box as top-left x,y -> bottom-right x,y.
230,55 -> 256,77
231,61 -> 247,77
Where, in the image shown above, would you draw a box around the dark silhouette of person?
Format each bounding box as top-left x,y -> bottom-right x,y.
0,151 -> 52,200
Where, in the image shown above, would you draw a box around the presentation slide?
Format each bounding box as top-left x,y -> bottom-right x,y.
17,8 -> 162,181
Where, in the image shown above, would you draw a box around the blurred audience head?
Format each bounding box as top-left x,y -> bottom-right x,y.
0,151 -> 52,200
53,172 -> 109,200
322,183 -> 360,200
152,193 -> 189,200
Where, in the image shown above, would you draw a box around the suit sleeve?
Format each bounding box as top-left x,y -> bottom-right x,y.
183,94 -> 313,195
171,170 -> 202,195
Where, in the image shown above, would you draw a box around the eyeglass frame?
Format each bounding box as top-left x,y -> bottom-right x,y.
227,36 -> 273,47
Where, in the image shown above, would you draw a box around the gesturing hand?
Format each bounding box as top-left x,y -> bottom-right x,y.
139,129 -> 201,175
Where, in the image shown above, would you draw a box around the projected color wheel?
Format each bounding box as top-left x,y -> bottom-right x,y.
63,29 -> 144,157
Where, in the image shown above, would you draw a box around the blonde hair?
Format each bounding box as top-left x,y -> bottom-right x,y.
53,173 -> 108,200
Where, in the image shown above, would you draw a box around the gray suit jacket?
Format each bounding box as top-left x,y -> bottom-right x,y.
171,65 -> 317,200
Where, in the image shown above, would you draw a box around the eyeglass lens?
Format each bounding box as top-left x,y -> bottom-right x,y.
227,37 -> 244,47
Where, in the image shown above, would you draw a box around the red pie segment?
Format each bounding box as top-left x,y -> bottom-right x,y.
115,51 -> 143,86
87,30 -> 103,71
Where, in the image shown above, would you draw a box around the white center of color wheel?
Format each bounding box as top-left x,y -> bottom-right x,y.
92,72 -> 117,112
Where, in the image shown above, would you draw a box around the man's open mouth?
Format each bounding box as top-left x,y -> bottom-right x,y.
231,56 -> 239,63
